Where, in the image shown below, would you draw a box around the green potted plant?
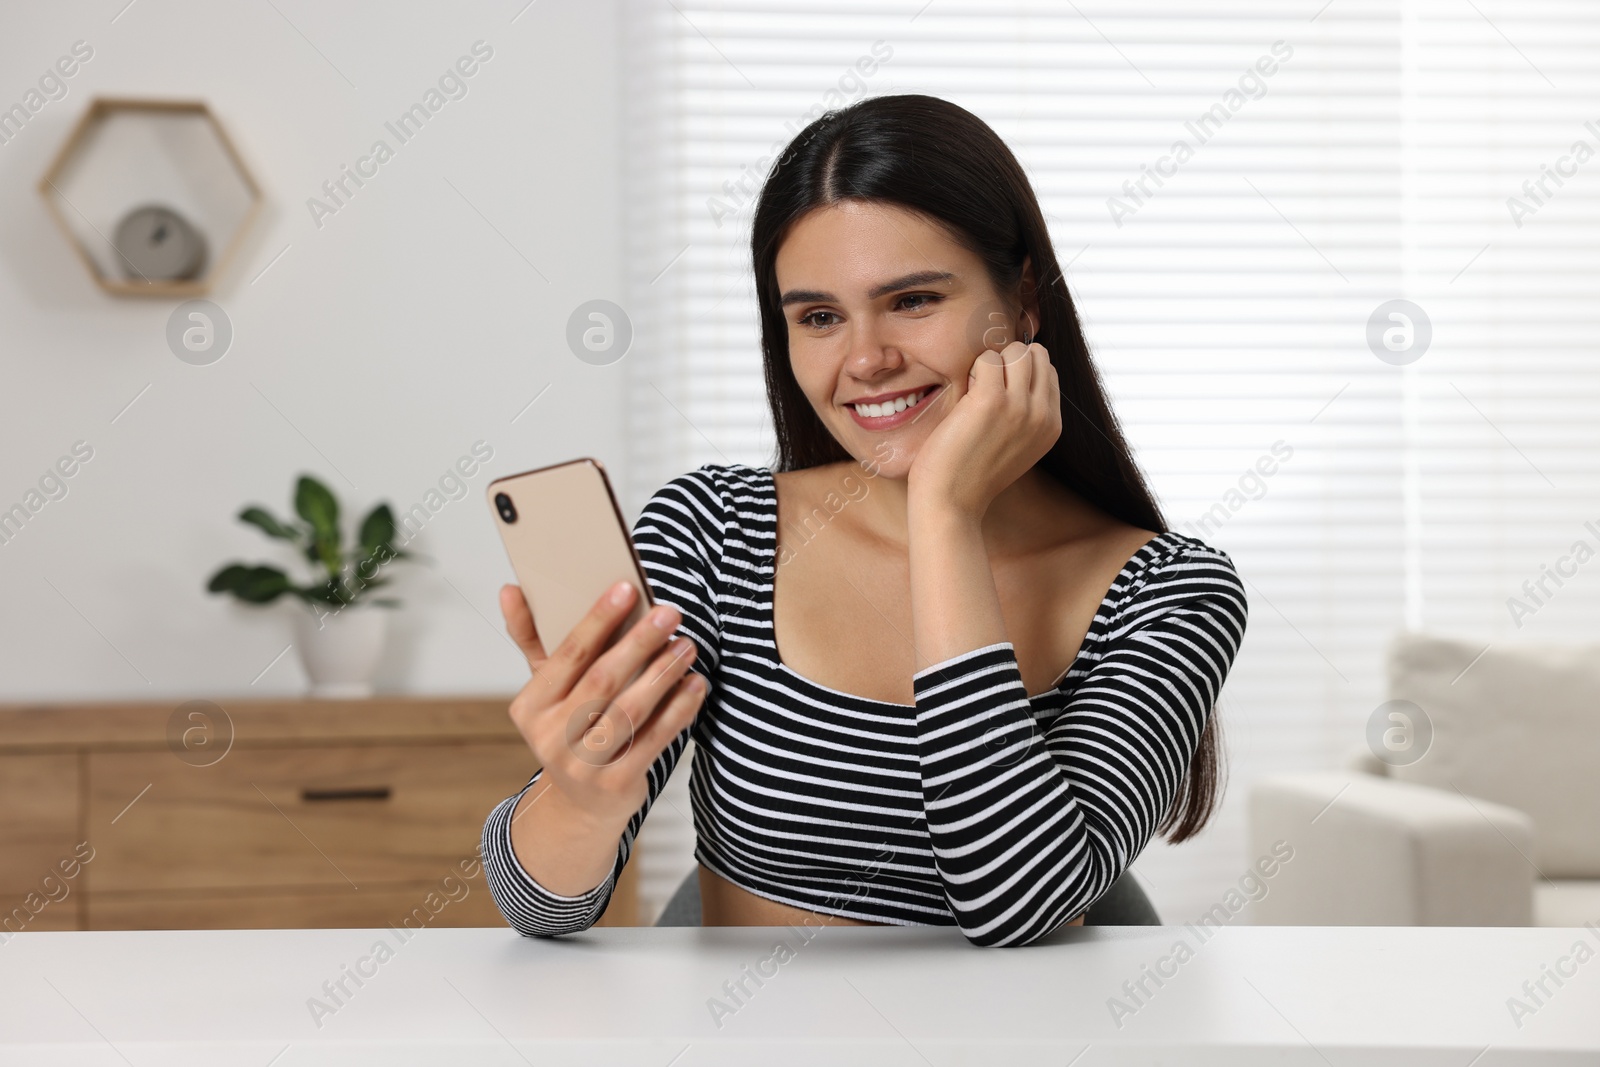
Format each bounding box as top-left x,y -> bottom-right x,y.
206,474 -> 413,697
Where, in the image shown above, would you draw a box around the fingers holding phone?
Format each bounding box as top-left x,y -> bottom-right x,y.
504,578 -> 707,829
617,669 -> 706,781
564,620 -> 699,761
507,578 -> 636,694
499,583 -> 547,673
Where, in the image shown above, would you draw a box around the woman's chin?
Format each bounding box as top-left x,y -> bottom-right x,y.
852,439 -> 916,480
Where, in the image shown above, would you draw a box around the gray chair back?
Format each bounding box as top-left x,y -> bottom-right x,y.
654,868 -> 1160,927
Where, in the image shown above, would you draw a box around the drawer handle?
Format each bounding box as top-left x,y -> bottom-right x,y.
300,786 -> 392,802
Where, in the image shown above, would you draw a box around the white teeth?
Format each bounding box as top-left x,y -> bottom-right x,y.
854,388 -> 928,418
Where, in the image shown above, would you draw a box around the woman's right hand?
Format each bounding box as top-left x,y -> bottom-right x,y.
499,580 -> 707,833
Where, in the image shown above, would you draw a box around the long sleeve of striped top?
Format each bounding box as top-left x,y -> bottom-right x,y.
911,545 -> 1247,947
478,471 -> 726,937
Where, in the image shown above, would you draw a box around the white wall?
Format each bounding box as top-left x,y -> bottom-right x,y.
0,0 -> 628,700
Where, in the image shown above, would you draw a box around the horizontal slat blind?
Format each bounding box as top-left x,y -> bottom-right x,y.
620,0 -> 1588,923
1407,2 -> 1600,648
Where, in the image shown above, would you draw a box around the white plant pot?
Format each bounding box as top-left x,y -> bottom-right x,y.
292,604 -> 389,698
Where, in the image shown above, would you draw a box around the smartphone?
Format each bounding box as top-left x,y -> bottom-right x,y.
487,458 -> 654,655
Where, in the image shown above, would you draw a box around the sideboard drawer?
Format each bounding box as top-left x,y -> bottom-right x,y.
89,741 -> 536,892
0,754 -> 81,897
1,754 -> 85,933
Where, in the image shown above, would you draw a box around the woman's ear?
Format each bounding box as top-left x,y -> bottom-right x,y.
1018,255 -> 1041,343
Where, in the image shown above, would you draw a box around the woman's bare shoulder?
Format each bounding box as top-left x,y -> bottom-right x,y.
773,462 -> 865,502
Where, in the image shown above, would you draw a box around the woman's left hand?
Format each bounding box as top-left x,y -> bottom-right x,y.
907,339 -> 1062,522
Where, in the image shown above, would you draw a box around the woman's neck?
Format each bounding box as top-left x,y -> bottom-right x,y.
848,463 -> 1093,556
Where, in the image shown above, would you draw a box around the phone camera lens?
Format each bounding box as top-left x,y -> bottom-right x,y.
495,492 -> 518,523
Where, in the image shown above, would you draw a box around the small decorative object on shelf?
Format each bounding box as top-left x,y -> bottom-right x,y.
112,203 -> 207,281
38,97 -> 261,297
206,475 -> 418,698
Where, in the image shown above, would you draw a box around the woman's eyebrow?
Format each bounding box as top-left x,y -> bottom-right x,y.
780,270 -> 957,307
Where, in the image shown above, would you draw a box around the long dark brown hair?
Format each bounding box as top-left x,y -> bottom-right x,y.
748,93 -> 1222,844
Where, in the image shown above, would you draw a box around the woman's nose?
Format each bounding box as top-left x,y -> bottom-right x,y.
844,323 -> 904,379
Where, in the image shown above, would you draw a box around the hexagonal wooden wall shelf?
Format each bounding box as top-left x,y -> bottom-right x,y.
38,97 -> 262,297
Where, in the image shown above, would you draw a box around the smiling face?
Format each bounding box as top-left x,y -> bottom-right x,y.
775,199 -> 1034,479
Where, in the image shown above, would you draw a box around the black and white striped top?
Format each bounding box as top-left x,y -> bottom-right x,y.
482,464 -> 1248,947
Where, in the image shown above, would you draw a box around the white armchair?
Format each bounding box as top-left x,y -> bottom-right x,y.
1249,633 -> 1600,927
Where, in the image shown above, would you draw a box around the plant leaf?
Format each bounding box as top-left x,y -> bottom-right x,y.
206,563 -> 252,593
211,565 -> 293,604
237,507 -> 302,542
294,475 -> 340,547
358,504 -> 396,558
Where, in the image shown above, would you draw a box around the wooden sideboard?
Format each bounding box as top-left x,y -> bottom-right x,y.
0,697 -> 638,933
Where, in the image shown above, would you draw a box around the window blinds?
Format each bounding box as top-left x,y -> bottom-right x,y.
1406,3 -> 1600,645
618,0 -> 1593,923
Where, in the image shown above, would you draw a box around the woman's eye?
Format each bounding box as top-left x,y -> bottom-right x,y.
897,293 -> 940,312
798,310 -> 838,329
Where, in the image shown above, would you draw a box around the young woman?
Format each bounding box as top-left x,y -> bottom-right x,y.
481,94 -> 1248,948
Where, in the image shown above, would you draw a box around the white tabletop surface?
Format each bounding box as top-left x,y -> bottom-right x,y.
1,923 -> 1596,1066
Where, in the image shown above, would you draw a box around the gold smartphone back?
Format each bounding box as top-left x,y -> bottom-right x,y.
486,458 -> 653,655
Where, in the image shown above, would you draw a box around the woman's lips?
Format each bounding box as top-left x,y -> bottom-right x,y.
843,385 -> 941,430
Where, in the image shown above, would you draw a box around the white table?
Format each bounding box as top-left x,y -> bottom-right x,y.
1,924 -> 1596,1065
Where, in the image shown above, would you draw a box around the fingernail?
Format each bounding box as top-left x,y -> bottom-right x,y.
650,606 -> 679,629
609,581 -> 633,606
